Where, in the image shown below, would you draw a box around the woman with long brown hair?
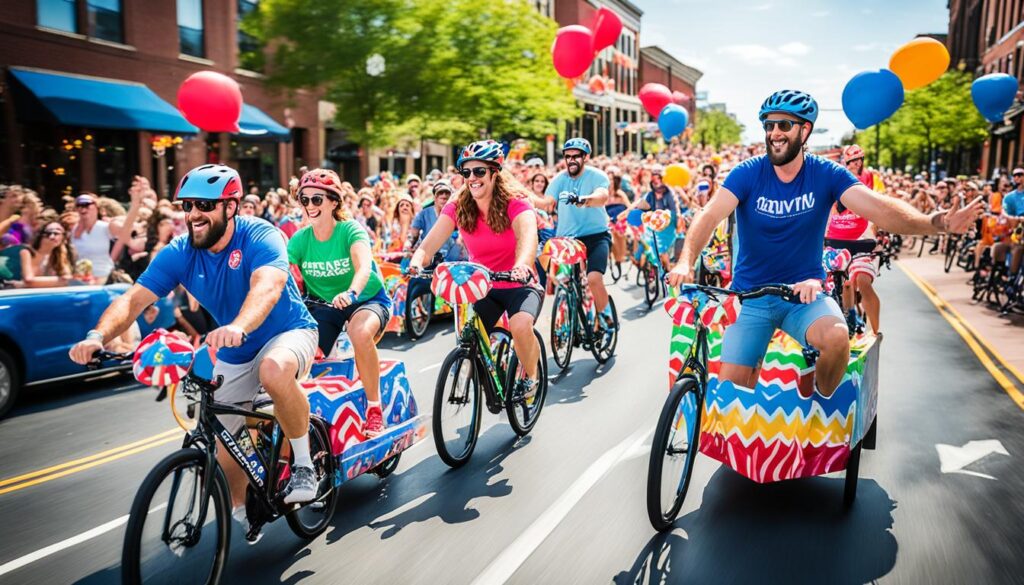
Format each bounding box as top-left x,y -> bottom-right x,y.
18,220 -> 75,287
409,140 -> 542,397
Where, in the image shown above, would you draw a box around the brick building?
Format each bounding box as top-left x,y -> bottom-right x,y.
0,0 -> 319,204
639,45 -> 701,122
948,0 -> 1024,175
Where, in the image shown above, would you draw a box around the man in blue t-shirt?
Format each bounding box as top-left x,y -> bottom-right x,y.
541,138 -> 615,329
995,168 -> 1024,275
70,165 -> 321,535
668,90 -> 982,397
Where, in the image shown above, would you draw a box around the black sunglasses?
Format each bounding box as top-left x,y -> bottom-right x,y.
180,199 -> 220,213
762,119 -> 804,133
76,202 -> 95,209
1014,172 -> 1024,177
43,230 -> 65,237
460,167 -> 493,179
564,153 -> 585,162
300,194 -> 324,207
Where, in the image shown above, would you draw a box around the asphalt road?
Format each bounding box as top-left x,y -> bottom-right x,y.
1,263 -> 1022,585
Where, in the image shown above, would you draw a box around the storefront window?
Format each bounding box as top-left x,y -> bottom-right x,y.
87,0 -> 123,43
38,0 -> 78,33
93,129 -> 137,196
237,0 -> 264,72
207,137 -> 278,192
178,0 -> 204,58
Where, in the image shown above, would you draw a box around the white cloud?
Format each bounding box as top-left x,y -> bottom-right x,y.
718,44 -> 797,67
779,42 -> 810,56
853,42 -> 879,52
812,10 -> 830,17
752,2 -> 773,10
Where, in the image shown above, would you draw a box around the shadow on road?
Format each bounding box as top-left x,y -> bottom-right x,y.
546,355 -> 615,406
377,317 -> 454,351
613,469 -> 898,585
10,372 -> 144,419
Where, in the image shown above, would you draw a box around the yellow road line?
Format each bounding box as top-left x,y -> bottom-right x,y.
0,428 -> 181,492
897,262 -> 1024,410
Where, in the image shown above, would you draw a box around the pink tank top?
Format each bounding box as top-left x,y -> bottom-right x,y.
826,208 -> 870,240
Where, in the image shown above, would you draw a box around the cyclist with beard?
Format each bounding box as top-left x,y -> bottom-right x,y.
70,164 -> 320,539
542,138 -> 615,330
667,90 -> 982,397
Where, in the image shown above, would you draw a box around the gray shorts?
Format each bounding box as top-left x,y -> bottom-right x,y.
214,328 -> 318,434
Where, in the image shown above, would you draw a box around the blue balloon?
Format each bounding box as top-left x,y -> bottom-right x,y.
972,73 -> 1018,123
842,69 -> 905,129
657,104 -> 689,139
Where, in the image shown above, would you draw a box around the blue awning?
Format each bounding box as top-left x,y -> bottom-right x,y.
8,67 -> 197,134
237,104 -> 290,141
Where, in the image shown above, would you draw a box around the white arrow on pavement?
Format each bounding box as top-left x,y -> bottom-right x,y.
935,440 -> 1010,480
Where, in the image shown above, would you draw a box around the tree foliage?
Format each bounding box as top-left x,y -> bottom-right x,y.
249,0 -> 579,148
852,70 -> 987,169
692,109 -> 743,149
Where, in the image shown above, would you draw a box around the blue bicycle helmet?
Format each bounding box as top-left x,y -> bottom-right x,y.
562,137 -> 592,155
457,140 -> 505,169
758,90 -> 819,125
174,164 -> 243,200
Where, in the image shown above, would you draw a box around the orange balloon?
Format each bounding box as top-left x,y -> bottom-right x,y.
889,37 -> 950,90
663,164 -> 691,188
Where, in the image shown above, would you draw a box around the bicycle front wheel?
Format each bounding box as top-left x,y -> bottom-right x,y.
591,296 -> 618,364
433,349 -> 482,468
122,448 -> 231,585
550,286 -> 574,371
505,329 -> 549,437
644,264 -> 659,308
647,377 -> 703,532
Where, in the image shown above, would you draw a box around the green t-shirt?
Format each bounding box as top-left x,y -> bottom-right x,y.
287,220 -> 385,303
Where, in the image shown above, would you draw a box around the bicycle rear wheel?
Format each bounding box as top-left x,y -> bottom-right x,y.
647,377 -> 702,532
505,329 -> 549,437
550,286 -> 575,371
432,349 -> 482,468
122,449 -> 230,585
286,416 -> 339,539
405,290 -> 433,340
609,259 -> 622,283
644,264 -> 659,308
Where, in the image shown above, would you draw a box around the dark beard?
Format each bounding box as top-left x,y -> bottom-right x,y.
766,134 -> 804,166
567,163 -> 582,177
188,206 -> 229,249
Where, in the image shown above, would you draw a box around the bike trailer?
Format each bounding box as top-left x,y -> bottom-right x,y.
667,299 -> 880,483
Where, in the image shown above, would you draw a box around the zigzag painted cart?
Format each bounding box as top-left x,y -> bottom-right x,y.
646,284 -> 880,531
378,252 -> 454,340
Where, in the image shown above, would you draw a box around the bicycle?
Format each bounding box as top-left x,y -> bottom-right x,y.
823,247 -> 875,336
647,281 -> 878,531
424,262 -> 549,468
545,237 -> 619,372
106,337 -> 338,585
625,209 -> 672,309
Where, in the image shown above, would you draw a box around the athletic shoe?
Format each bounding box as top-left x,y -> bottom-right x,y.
283,465 -> 318,505
363,405 -> 385,438
232,505 -> 263,545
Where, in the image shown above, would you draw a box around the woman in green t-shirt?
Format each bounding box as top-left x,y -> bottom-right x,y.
288,169 -> 392,437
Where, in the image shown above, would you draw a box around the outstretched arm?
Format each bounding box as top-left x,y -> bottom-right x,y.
840,184 -> 982,235
69,284 -> 158,363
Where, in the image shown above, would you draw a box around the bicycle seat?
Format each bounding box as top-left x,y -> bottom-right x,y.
641,210 -> 672,232
543,237 -> 587,266
823,247 -> 852,272
132,329 -> 196,387
431,262 -> 493,304
252,391 -> 275,415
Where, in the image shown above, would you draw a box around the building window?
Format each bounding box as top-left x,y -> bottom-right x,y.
38,0 -> 77,33
178,0 -> 205,57
238,0 -> 264,71
87,0 -> 123,43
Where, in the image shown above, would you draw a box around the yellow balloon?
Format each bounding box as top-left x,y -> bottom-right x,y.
664,164 -> 691,188
889,37 -> 950,90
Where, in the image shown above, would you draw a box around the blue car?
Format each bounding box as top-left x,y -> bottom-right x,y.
0,284 -> 176,417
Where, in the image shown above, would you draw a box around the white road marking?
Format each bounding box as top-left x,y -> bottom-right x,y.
0,503 -> 167,577
936,440 -> 1010,480
419,362 -> 443,373
470,428 -> 650,585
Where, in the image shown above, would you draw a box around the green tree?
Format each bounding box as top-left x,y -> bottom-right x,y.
853,70 -> 987,169
692,109 -> 743,149
249,0 -> 579,148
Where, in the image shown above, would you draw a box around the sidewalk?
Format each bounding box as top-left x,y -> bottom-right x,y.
897,253 -> 1024,379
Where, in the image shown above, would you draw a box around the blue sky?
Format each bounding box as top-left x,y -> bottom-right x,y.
632,0 -> 950,146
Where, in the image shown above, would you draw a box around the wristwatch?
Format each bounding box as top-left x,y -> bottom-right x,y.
85,329 -> 104,343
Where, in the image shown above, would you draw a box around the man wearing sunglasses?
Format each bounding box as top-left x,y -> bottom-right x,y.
668,89 -> 982,399
542,138 -> 616,331
993,167 -> 1024,277
70,164 -> 321,538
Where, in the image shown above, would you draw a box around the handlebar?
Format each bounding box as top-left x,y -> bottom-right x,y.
672,282 -> 798,304
408,267 -> 532,285
564,193 -> 599,206
87,350 -> 134,370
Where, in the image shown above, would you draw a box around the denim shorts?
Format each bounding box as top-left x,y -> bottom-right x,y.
720,293 -> 844,367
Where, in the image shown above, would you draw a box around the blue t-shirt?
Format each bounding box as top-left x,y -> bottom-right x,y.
723,154 -> 859,290
137,216 -> 316,364
1004,190 -> 1024,217
644,188 -> 678,235
545,166 -> 611,237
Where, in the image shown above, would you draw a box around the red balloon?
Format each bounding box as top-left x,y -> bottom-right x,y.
552,25 -> 595,78
592,7 -> 623,53
177,71 -> 242,133
672,91 -> 690,105
639,83 -> 673,118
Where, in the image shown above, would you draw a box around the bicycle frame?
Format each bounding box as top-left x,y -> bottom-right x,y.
452,302 -> 510,402
559,264 -> 603,346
